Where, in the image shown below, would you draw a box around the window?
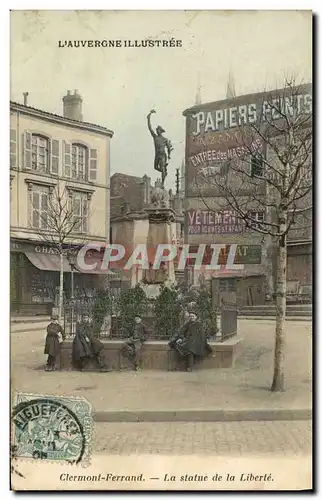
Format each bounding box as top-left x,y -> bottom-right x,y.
31,135 -> 49,172
250,154 -> 264,177
23,132 -> 59,174
30,265 -> 57,304
63,143 -> 98,181
247,211 -> 264,230
71,144 -> 87,180
29,186 -> 49,229
219,278 -> 236,292
71,192 -> 89,233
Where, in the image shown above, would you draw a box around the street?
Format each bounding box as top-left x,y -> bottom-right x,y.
11,318 -> 312,456
93,420 -> 311,456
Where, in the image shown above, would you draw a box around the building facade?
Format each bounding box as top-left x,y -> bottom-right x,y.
182,83 -> 312,305
10,91 -> 113,315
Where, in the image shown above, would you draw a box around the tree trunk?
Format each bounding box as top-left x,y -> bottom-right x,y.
58,252 -> 64,321
263,236 -> 274,301
271,234 -> 287,392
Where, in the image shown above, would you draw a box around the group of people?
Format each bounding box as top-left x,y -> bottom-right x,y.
44,313 -> 110,372
44,309 -> 213,373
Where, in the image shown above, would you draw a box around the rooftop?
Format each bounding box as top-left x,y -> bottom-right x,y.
182,82 -> 312,116
10,100 -> 114,138
111,172 -> 148,181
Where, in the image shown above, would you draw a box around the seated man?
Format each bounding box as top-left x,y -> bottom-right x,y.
121,314 -> 148,371
72,313 -> 110,372
169,311 -> 213,371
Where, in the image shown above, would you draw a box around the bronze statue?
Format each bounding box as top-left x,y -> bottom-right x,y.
147,109 -> 173,187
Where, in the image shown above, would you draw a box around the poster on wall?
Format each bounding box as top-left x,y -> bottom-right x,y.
183,84 -> 312,196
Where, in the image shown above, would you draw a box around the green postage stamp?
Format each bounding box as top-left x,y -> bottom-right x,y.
11,393 -> 92,465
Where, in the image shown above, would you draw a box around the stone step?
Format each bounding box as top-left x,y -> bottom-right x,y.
240,310 -> 312,317
11,323 -> 49,333
239,316 -> 312,322
240,304 -> 312,317
93,408 -> 312,423
242,304 -> 312,310
11,315 -> 50,324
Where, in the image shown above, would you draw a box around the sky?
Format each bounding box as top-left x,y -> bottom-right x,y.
10,10 -> 312,190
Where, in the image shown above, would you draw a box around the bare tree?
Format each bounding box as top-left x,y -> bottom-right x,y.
31,182 -> 91,319
195,78 -> 312,392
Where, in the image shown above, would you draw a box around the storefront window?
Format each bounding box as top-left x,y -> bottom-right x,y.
219,278 -> 237,292
10,253 -> 19,305
30,269 -> 57,303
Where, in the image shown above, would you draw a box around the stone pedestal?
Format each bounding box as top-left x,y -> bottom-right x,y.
111,204 -> 178,288
60,337 -> 242,371
144,207 -> 176,286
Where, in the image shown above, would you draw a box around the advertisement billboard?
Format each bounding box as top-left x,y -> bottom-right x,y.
187,209 -> 264,235
183,84 -> 312,196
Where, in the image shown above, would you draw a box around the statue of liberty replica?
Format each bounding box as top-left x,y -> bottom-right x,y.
147,109 -> 174,188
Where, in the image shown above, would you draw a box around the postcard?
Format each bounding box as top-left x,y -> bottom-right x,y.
10,9 -> 312,491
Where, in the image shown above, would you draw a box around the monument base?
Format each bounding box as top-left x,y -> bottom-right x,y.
59,337 -> 242,371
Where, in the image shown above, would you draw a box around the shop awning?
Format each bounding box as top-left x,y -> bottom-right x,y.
74,257 -> 118,277
25,252 -> 119,278
25,252 -> 78,273
75,265 -> 117,277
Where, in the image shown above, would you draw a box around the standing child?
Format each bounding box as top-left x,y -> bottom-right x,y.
44,314 -> 65,371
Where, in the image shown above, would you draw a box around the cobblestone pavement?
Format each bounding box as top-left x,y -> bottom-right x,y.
11,319 -> 312,412
93,421 -> 312,456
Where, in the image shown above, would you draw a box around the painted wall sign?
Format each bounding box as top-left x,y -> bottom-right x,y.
187,209 -> 264,235
183,83 -> 312,196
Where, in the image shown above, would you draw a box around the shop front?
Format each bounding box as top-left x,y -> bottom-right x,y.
10,240 -> 116,316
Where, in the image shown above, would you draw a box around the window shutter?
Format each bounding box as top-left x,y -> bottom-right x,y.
73,195 -> 80,215
23,131 -> 32,170
32,191 -> 40,209
63,141 -> 71,177
50,139 -> 60,175
31,191 -> 40,228
82,196 -> 88,233
82,196 -> 88,216
41,192 -> 48,210
10,129 -> 17,167
89,149 -> 97,181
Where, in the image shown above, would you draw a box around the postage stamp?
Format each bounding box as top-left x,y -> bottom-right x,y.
11,393 -> 92,466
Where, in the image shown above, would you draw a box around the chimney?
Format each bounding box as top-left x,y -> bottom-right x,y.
23,92 -> 29,106
62,89 -> 83,121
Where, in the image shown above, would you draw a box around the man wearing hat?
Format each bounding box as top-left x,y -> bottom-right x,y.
147,109 -> 173,186
44,314 -> 65,371
169,311 -> 213,371
72,313 -> 109,372
121,314 -> 148,371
